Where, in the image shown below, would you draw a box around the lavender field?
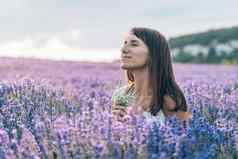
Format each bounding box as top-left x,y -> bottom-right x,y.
0,57 -> 237,159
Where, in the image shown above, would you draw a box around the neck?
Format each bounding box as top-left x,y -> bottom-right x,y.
131,66 -> 153,98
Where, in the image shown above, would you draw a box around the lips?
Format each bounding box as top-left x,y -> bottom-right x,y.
121,57 -> 131,62
121,55 -> 132,59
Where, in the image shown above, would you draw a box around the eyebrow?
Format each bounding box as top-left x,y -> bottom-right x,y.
131,39 -> 139,43
125,39 -> 139,43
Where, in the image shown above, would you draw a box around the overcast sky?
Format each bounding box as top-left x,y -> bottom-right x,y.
0,0 -> 237,61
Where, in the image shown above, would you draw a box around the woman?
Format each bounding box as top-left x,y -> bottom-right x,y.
112,27 -> 191,123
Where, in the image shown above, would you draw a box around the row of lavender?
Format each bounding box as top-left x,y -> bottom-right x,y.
0,58 -> 238,158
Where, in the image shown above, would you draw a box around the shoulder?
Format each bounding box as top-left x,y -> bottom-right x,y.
175,111 -> 192,122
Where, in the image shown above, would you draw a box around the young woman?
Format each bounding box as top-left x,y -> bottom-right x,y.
112,27 -> 191,123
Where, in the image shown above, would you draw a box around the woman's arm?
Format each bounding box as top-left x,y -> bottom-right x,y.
163,95 -> 192,122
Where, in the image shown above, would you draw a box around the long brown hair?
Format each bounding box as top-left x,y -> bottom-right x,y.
125,27 -> 187,116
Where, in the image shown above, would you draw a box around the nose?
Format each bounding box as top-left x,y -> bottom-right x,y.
121,46 -> 129,55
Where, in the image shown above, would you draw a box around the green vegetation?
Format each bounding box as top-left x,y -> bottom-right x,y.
169,26 -> 238,64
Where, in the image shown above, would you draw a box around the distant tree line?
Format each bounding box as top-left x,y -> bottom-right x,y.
169,26 -> 238,64
172,48 -> 238,64
169,26 -> 238,48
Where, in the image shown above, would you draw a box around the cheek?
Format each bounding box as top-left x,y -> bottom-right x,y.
139,55 -> 149,64
136,50 -> 149,63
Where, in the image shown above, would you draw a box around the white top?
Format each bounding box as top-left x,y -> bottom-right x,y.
112,84 -> 166,124
142,110 -> 166,125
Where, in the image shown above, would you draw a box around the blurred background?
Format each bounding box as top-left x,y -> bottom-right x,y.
0,0 -> 238,64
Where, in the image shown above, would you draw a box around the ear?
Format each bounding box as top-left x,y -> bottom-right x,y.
147,57 -> 152,66
163,95 -> 176,111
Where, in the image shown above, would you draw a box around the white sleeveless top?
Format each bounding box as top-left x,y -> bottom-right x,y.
112,84 -> 166,124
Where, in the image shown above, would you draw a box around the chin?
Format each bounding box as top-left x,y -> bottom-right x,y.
120,63 -> 132,70
120,65 -> 128,70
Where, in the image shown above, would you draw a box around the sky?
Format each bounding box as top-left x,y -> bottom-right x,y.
0,0 -> 237,62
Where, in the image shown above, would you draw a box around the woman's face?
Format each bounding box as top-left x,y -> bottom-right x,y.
120,32 -> 150,70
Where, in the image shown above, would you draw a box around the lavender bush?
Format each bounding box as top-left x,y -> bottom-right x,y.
0,57 -> 237,158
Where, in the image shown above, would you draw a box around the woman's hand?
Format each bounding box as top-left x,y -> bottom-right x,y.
112,104 -> 128,121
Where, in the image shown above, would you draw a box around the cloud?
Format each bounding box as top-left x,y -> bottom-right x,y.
0,29 -> 120,61
0,30 -> 81,52
0,0 -> 237,61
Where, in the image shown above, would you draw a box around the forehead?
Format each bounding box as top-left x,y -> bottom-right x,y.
123,32 -> 142,42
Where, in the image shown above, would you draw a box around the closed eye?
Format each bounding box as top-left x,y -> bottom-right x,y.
131,43 -> 138,46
